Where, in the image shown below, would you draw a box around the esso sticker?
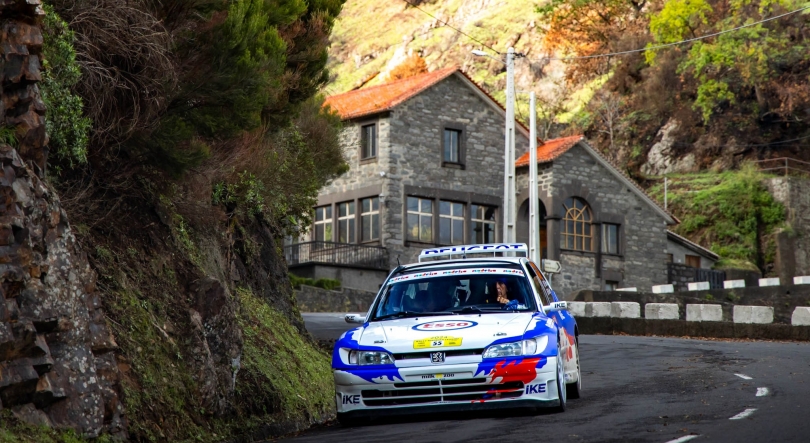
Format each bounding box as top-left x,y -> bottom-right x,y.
412,321 -> 478,331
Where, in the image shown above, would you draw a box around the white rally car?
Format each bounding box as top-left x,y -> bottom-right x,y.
332,243 -> 581,425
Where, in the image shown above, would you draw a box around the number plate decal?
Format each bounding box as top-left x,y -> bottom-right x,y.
413,336 -> 463,349
431,352 -> 445,364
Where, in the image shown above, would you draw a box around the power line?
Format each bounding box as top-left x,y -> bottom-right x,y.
398,0 -> 501,55
535,5 -> 810,62
674,134 -> 810,148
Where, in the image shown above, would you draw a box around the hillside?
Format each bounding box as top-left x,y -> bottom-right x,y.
327,0 -> 810,271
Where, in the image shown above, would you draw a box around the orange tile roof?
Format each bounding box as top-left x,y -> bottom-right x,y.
515,135 -> 584,167
324,67 -> 459,120
515,135 -> 680,224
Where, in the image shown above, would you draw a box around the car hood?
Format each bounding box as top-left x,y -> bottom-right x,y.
352,312 -> 554,353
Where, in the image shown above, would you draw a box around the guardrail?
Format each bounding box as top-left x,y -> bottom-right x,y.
284,241 -> 389,270
752,157 -> 810,177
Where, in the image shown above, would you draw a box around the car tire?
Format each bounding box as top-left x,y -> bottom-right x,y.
337,412 -> 361,427
566,337 -> 582,400
553,338 -> 567,413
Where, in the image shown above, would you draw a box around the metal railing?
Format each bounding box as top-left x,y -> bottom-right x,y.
284,241 -> 389,270
752,157 -> 810,177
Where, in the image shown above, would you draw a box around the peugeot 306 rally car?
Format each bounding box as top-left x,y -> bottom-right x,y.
332,243 -> 581,425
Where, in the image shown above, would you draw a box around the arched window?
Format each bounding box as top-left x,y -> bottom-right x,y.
561,198 -> 593,251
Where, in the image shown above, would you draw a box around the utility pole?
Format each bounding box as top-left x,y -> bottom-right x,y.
529,91 -> 539,263
503,47 -> 516,244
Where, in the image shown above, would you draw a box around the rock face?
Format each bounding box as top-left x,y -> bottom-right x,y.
1,0 -> 124,437
640,120 -> 697,176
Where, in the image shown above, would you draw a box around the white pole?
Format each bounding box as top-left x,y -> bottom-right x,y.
503,47 -> 516,244
529,91 -> 539,263
664,177 -> 668,211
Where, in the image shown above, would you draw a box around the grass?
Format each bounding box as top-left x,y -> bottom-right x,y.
648,164 -> 785,270
0,411 -> 115,443
234,287 -> 334,421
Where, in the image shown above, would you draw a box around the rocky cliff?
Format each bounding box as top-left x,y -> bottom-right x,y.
1,1 -> 335,441
0,0 -> 124,437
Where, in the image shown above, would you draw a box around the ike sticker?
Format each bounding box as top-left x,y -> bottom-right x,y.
413,336 -> 463,349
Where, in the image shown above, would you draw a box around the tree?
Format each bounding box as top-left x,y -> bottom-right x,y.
594,90 -> 623,151
387,54 -> 428,81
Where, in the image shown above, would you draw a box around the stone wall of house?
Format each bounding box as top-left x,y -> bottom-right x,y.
765,177 -> 810,281
319,117 -> 389,195
548,144 -> 670,298
384,74 -> 528,265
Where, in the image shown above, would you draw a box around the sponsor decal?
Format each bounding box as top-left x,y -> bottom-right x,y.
420,373 -> 456,380
388,268 -> 524,285
412,321 -> 478,331
525,383 -> 547,394
421,243 -> 526,257
474,357 -> 547,385
413,336 -> 463,349
342,394 -> 361,405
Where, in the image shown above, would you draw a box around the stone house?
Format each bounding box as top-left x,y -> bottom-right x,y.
286,67 -> 712,296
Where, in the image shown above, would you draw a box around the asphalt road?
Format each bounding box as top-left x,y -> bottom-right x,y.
288,313 -> 810,443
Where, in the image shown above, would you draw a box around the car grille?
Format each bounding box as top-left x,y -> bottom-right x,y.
360,378 -> 525,407
392,348 -> 484,360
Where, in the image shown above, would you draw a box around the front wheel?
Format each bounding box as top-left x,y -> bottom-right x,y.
566,337 -> 582,399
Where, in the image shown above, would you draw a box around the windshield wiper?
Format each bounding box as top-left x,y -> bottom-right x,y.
373,311 -> 454,321
451,306 -> 485,314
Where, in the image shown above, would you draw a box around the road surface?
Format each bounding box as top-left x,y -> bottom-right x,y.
286,313 -> 810,443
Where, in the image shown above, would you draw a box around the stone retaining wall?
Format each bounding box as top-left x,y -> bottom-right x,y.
295,286 -> 377,313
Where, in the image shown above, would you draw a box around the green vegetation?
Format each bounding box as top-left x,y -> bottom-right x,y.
40,4 -> 90,166
234,287 -> 334,419
0,411 -> 114,443
648,165 -> 786,270
289,273 -> 342,290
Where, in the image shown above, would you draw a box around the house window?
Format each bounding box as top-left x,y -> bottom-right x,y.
361,197 -> 380,242
602,223 -> 619,254
443,128 -> 461,164
685,254 -> 701,268
361,124 -> 377,159
314,206 -> 332,242
666,253 -> 674,263
406,197 -> 433,243
439,201 -> 464,245
561,197 -> 593,251
605,280 -> 619,291
337,201 -> 355,243
471,204 -> 496,243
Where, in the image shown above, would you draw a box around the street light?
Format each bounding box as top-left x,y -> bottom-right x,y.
472,47 -> 517,245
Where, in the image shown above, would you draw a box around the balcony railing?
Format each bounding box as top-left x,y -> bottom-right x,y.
284,241 -> 389,270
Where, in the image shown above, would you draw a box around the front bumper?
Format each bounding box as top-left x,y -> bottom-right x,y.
334,356 -> 560,414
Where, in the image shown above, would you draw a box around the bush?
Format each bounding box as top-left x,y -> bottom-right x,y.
289,273 -> 341,291
40,5 -> 90,167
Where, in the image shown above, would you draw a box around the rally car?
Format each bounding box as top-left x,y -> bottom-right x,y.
332,243 -> 581,425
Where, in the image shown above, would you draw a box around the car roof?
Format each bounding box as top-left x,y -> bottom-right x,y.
398,257 -> 527,272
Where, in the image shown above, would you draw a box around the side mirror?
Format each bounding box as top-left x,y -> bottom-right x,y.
541,259 -> 562,274
543,301 -> 568,313
344,314 -> 365,324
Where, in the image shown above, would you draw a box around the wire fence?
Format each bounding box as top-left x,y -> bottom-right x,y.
752,157 -> 810,177
284,241 -> 389,270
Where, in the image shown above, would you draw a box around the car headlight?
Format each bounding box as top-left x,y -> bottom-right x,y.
347,350 -> 394,365
482,336 -> 548,358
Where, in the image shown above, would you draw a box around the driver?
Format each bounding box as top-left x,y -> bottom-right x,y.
495,277 -> 510,304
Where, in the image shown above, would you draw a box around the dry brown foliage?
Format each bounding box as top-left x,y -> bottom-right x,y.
50,0 -> 176,146
387,54 -> 428,81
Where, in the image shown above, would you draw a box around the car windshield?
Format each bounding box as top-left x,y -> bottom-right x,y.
371,265 -> 537,320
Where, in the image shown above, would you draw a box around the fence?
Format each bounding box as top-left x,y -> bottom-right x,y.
284,241 -> 389,270
668,262 -> 726,291
752,157 -> 810,177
